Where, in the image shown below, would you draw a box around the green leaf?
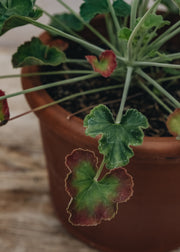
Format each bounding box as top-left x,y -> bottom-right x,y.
84,105 -> 149,169
50,13 -> 84,33
113,0 -> 131,17
166,109 -> 180,138
118,27 -> 132,40
143,14 -> 170,29
12,37 -> 67,67
65,149 -> 134,226
80,0 -> 109,23
0,0 -> 42,35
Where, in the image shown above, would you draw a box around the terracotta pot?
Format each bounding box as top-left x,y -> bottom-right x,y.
21,14 -> 180,252
21,64 -> 180,252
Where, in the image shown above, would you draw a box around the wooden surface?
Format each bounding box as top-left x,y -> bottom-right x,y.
0,47 -> 180,252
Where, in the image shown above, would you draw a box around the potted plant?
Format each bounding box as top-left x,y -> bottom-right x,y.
0,0 -> 180,251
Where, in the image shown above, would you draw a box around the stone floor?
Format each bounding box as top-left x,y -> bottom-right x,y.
0,46 -> 180,252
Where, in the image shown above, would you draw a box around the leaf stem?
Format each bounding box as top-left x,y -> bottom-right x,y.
115,66 -> 133,124
138,81 -> 173,114
10,84 -> 121,121
94,158 -> 105,182
134,61 -> 180,69
0,70 -> 95,79
56,0 -> 120,55
0,73 -> 99,101
136,69 -> 180,108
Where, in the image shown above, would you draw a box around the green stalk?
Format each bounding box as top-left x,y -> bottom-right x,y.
10,84 -> 121,120
138,81 -> 173,114
158,75 -> 180,83
37,5 -> 81,38
107,0 -> 121,32
148,52 -> 180,62
130,0 -> 140,29
56,0 -> 120,55
0,73 -> 99,101
138,0 -> 149,17
127,0 -> 161,61
18,16 -> 125,63
94,158 -> 105,182
105,13 -> 116,46
134,61 -> 180,69
115,66 -> 133,124
136,69 -> 180,108
0,70 -> 95,79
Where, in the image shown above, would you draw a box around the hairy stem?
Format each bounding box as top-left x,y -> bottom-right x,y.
137,69 -> 180,108
115,66 -> 133,124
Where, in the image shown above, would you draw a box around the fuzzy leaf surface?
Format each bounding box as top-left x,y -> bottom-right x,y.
84,105 -> 148,169
12,37 -> 67,67
85,50 -> 117,77
166,109 -> 180,137
0,90 -> 10,126
65,149 -> 134,226
113,0 -> 131,17
0,0 -> 42,35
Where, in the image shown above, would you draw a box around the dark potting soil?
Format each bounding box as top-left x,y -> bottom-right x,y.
40,37 -> 180,137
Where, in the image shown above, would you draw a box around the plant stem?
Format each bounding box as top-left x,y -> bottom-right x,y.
136,69 -> 180,108
0,73 -> 99,101
149,52 -> 180,62
94,158 -> 105,182
138,81 -> 173,114
56,0 -> 120,55
0,70 -> 94,79
130,0 -> 140,29
19,16 -> 125,63
115,66 -> 133,124
37,5 -> 80,38
127,0 -> 161,61
10,84 -> 121,121
134,61 -> 180,69
158,75 -> 180,83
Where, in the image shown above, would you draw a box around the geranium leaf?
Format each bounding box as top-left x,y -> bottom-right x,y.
0,0 -> 42,35
0,90 -> 10,126
113,0 -> 131,17
80,0 -> 109,23
65,149 -> 134,226
85,50 -> 117,77
118,27 -> 132,40
50,13 -> 84,33
143,14 -> 170,29
166,109 -> 180,138
84,105 -> 149,169
12,37 -> 67,67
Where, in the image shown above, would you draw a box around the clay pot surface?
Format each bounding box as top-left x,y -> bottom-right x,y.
22,63 -> 180,252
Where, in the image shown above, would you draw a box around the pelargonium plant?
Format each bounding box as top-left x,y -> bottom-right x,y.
0,0 -> 180,226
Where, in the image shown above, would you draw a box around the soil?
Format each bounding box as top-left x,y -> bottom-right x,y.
40,16 -> 180,137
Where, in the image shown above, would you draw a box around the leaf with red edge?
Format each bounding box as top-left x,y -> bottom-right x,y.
0,90 -> 10,126
85,50 -> 117,77
65,148 -> 134,226
166,108 -> 180,139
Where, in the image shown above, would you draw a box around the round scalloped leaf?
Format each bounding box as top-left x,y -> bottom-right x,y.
166,109 -> 180,137
0,0 -> 42,35
65,149 -> 134,226
85,50 -> 117,78
0,90 -> 10,126
84,105 -> 149,169
12,37 -> 67,67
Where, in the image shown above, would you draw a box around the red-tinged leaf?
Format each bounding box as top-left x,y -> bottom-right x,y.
85,50 -> 117,77
166,108 -> 180,138
0,90 -> 10,126
65,148 -> 134,226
